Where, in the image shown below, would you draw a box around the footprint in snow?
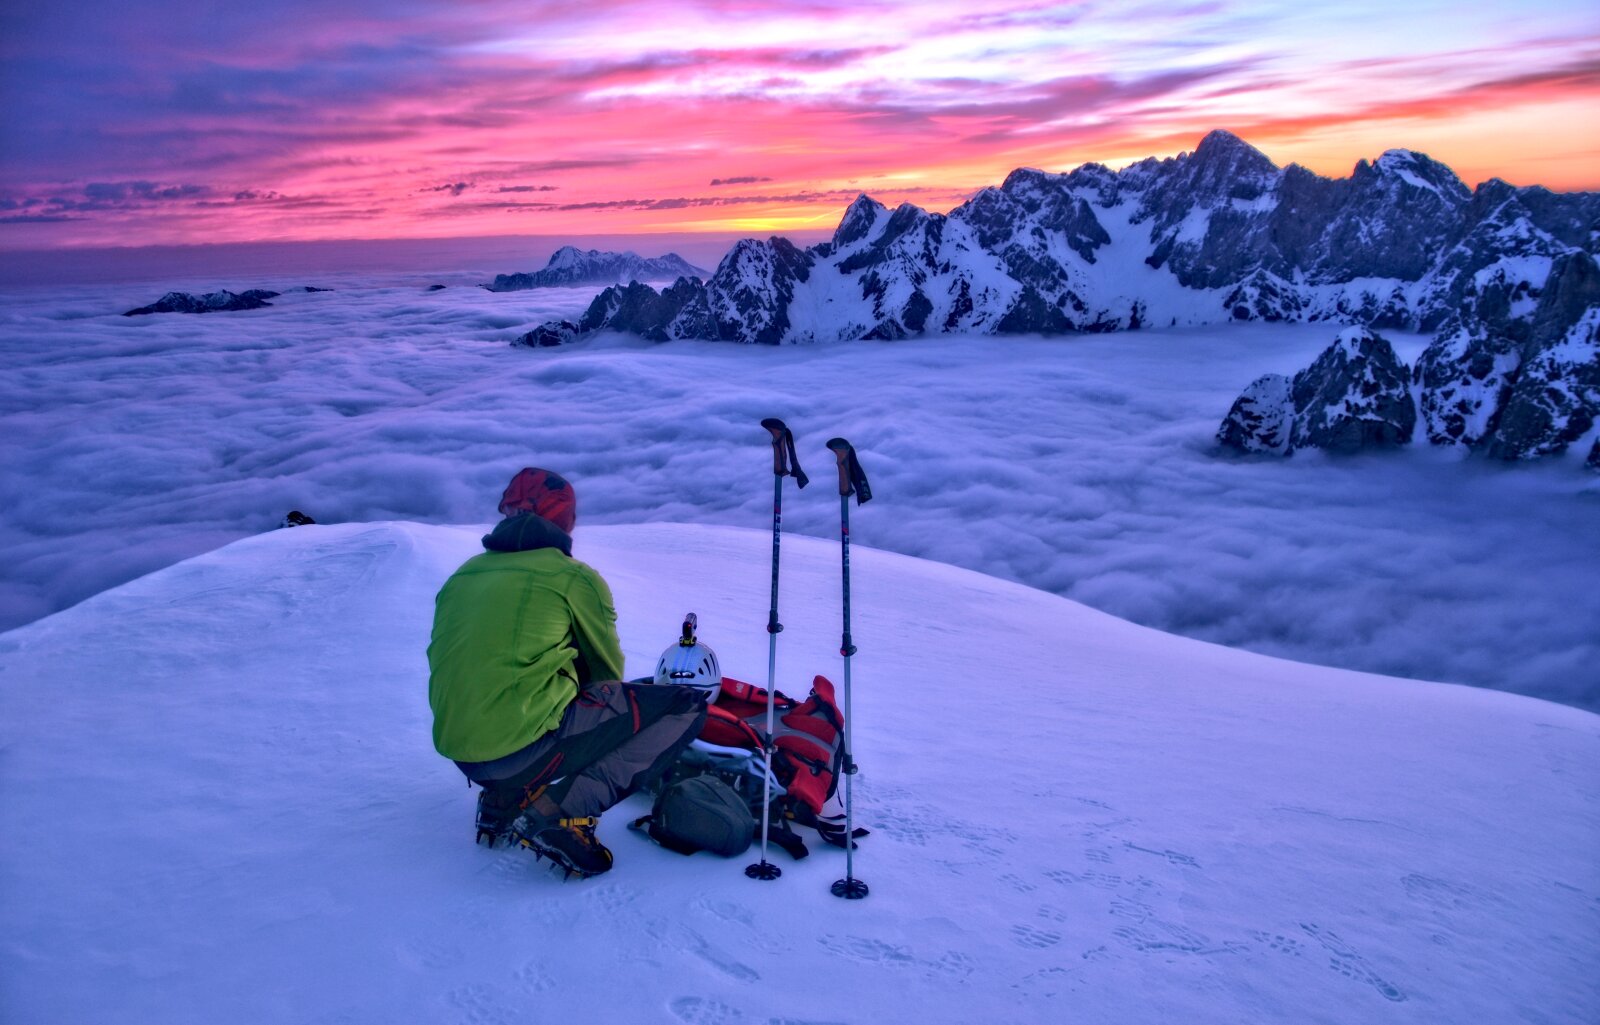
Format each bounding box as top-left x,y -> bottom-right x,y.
1108,896 -> 1152,922
1011,925 -> 1062,949
512,957 -> 556,992
585,881 -> 638,915
670,996 -> 745,1025
678,924 -> 762,983
445,983 -> 519,1025
924,949 -> 977,980
1247,930 -> 1305,958
1299,923 -> 1406,1002
1113,918 -> 1243,956
818,934 -> 918,966
999,872 -> 1037,893
694,896 -> 757,929
1121,842 -> 1200,868
1400,873 -> 1483,912
1010,965 -> 1073,996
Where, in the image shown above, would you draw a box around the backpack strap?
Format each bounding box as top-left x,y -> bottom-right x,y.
630,814 -> 701,856
762,811 -> 810,860
719,676 -> 795,709
786,799 -> 870,849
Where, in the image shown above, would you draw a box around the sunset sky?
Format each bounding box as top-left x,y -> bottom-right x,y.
1,0 -> 1596,249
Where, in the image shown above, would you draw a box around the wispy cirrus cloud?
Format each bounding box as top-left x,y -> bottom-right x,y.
423,185 -> 958,218
1,1 -> 1596,247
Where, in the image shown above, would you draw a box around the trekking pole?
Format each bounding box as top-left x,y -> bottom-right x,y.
826,437 -> 871,900
747,418 -> 807,882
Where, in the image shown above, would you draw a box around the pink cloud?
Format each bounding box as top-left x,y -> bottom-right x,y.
2,1 -> 1597,247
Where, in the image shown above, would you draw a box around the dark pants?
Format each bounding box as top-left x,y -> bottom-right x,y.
461,681 -> 708,823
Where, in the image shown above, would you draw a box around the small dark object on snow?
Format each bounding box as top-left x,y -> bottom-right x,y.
427,284 -> 447,291
280,510 -> 316,528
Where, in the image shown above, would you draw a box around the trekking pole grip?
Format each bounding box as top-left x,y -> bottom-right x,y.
761,417 -> 809,488
826,438 -> 872,504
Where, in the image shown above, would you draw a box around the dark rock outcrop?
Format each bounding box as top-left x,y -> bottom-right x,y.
577,281 -> 688,341
124,289 -> 280,316
513,321 -> 580,348
1217,374 -> 1293,454
1219,328 -> 1415,455
1484,252 -> 1600,459
1414,323 -> 1517,447
1289,328 -> 1415,453
705,237 -> 813,345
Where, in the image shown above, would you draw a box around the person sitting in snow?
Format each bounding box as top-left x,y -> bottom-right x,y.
427,467 -> 709,878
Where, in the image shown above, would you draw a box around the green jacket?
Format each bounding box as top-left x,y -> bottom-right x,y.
427,516 -> 625,763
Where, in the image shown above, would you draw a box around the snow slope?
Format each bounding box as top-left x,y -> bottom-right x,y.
2,522 -> 1595,1024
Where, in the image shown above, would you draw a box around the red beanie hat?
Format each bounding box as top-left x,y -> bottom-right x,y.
497,468 -> 577,533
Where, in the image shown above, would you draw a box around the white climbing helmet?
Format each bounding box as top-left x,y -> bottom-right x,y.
654,613 -> 721,693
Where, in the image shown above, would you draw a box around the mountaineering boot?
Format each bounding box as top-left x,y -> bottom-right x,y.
474,787 -> 522,847
514,816 -> 614,878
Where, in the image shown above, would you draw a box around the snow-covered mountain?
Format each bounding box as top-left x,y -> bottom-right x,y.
1219,326 -> 1415,456
2,520 -> 1595,1024
526,131 -> 1598,346
518,131 -> 1599,463
1219,255 -> 1600,462
485,246 -> 706,292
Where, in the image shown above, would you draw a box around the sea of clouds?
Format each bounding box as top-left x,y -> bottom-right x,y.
2,266 -> 1597,708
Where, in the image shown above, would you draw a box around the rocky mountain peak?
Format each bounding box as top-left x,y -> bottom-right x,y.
1188,129 -> 1278,185
512,130 -> 1595,467
1530,249 -> 1600,346
1000,167 -> 1061,196
1367,149 -> 1471,204
1222,327 -> 1416,455
834,194 -> 888,248
484,249 -> 704,292
546,245 -> 603,268
715,236 -> 811,281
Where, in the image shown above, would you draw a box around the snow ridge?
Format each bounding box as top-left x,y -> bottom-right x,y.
4,520 -> 1596,1024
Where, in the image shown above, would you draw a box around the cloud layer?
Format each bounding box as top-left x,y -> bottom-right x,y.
2,1 -> 1597,246
2,271 -> 1596,709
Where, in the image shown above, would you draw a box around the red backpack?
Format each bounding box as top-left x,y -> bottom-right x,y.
702,675 -> 845,816
656,674 -> 865,858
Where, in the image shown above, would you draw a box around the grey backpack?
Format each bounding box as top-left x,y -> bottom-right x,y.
633,776 -> 754,857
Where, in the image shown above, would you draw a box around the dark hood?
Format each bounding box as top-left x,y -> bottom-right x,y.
482,513 -> 573,556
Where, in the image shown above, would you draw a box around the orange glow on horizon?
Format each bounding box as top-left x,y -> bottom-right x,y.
2,2 -> 1596,250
